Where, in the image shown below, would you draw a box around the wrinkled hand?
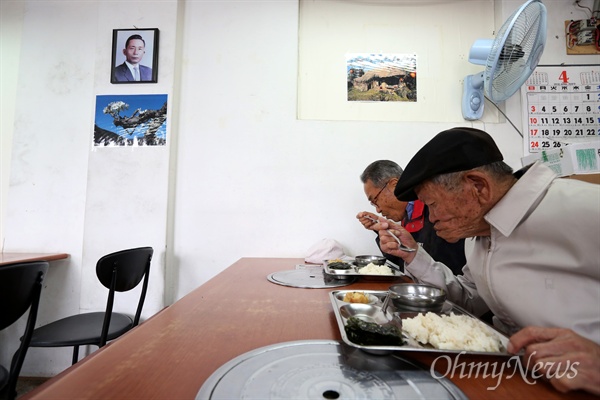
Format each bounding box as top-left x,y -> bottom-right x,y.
356,211 -> 383,231
508,326 -> 600,395
378,220 -> 418,264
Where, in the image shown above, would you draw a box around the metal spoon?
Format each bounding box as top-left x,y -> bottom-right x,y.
365,216 -> 417,253
386,229 -> 417,253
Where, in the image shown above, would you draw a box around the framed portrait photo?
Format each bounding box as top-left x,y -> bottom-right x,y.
111,28 -> 159,84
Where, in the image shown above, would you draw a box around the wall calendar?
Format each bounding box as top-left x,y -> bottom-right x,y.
521,65 -> 599,155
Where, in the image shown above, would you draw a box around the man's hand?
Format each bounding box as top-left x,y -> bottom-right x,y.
508,326 -> 600,395
378,220 -> 418,264
356,211 -> 383,231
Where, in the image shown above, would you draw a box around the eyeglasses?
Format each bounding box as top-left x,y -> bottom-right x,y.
369,182 -> 388,207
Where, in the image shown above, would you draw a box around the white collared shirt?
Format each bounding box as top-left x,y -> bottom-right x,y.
125,61 -> 140,81
405,162 -> 600,342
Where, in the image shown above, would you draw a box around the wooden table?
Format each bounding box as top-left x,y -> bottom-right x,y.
0,252 -> 68,266
21,258 -> 596,399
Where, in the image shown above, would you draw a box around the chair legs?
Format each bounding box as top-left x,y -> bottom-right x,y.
0,365 -> 14,400
5,345 -> 27,400
72,346 -> 79,365
4,271 -> 44,400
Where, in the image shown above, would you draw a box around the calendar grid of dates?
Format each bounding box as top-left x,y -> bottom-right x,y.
522,66 -> 600,153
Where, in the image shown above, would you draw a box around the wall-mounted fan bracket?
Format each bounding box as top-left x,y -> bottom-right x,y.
462,73 -> 484,121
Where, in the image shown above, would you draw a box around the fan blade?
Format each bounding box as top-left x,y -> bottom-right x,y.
499,44 -> 525,63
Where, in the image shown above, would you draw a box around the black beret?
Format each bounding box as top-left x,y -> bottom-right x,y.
394,127 -> 504,201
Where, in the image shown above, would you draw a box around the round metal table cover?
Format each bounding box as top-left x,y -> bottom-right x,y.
197,340 -> 467,399
267,268 -> 354,288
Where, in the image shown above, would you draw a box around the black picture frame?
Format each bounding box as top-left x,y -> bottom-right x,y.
111,28 -> 159,84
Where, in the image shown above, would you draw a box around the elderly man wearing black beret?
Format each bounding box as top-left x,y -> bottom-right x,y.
374,127 -> 600,395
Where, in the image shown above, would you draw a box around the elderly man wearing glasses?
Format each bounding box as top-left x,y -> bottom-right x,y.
357,160 -> 466,276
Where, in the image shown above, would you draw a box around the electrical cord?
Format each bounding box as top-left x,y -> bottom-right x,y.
566,21 -> 578,48
566,11 -> 599,48
482,95 -> 524,138
575,0 -> 593,17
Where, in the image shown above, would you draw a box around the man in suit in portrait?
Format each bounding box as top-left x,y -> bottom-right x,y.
113,34 -> 153,82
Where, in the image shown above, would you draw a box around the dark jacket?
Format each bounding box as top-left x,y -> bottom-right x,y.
113,63 -> 153,82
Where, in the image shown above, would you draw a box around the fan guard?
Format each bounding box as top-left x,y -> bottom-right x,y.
462,0 -> 547,120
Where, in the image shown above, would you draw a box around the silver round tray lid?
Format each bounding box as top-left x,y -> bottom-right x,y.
267,268 -> 354,288
197,340 -> 467,399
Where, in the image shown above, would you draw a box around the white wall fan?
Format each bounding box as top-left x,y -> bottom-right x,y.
462,0 -> 547,121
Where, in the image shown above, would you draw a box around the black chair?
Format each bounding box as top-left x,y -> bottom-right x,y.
0,261 -> 48,400
28,247 -> 153,365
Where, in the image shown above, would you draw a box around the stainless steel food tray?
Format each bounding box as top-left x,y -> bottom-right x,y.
330,289 -> 511,356
323,259 -> 404,280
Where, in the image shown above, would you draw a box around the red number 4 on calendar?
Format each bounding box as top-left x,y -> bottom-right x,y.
558,70 -> 569,83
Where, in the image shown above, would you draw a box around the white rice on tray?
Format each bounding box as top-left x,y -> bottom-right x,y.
358,262 -> 394,275
402,312 -> 501,352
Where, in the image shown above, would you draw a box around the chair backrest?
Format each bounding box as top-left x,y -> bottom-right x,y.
95,247 -> 153,346
96,247 -> 153,293
0,262 -> 47,400
0,262 -> 48,331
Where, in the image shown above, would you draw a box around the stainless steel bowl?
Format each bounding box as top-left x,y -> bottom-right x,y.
388,284 -> 446,312
339,303 -> 391,325
354,255 -> 386,267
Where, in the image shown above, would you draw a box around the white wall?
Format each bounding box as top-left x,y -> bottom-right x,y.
1,0 -> 597,377
1,0 -> 178,375
0,1 -> 24,249
170,0 -> 599,299
297,0 -> 496,123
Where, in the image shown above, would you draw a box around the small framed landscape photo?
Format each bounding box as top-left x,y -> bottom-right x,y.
111,28 -> 159,84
